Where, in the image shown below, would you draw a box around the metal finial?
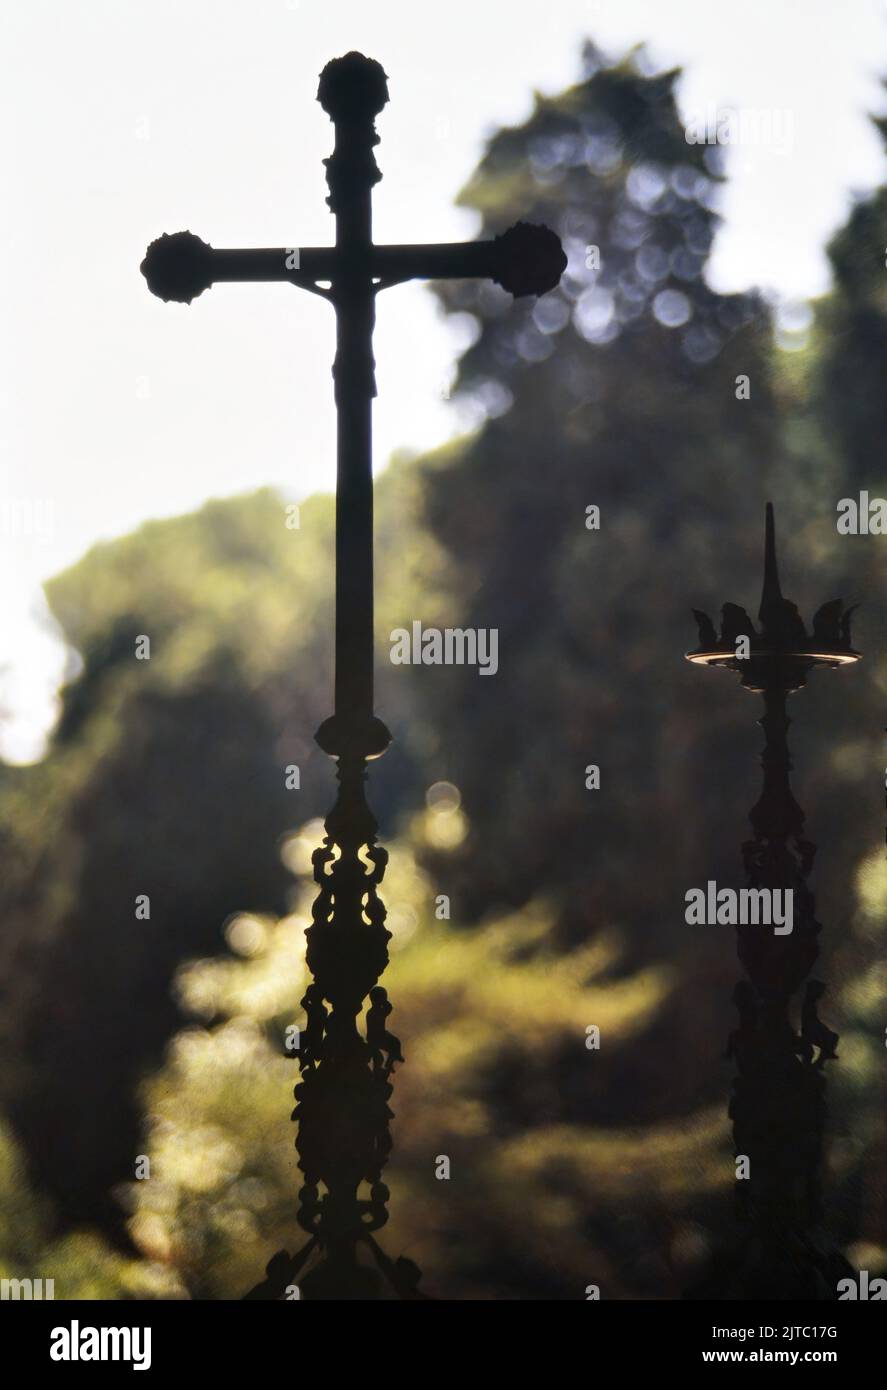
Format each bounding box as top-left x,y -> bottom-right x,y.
758,501 -> 784,622
317,52 -> 389,121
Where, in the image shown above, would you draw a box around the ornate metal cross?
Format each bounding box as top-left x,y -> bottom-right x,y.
142,52 -> 565,1298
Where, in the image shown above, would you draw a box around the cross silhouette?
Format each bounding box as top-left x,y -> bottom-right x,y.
142,50 -> 566,763
142,52 -> 565,1296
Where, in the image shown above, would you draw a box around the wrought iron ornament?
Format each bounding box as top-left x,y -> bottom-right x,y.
686,505 -> 860,1298
143,52 -> 565,1299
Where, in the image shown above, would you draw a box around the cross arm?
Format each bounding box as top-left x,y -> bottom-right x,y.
141,221 -> 566,304
140,231 -> 335,303
372,222 -> 566,296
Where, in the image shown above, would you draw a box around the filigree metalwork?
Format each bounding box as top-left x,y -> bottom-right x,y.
686,504 -> 860,1299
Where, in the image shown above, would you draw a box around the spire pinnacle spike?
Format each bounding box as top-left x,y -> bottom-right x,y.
759,501 -> 783,621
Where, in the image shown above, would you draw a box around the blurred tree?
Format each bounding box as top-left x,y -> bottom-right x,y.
0,476 -> 447,1233
0,1116 -> 183,1298
814,87 -> 887,488
416,41 -> 777,929
800,90 -> 887,1260
127,821 -> 728,1300
0,492 -> 333,1231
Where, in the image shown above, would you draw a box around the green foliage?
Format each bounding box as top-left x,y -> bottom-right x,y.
0,1118 -> 183,1299
417,42 -> 780,950
128,826 -> 728,1299
0,467 -> 449,1225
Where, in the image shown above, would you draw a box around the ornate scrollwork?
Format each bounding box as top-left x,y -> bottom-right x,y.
245,750 -> 422,1299
685,506 -> 858,1299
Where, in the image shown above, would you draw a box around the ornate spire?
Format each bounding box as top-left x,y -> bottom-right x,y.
687,505 -> 860,691
685,506 -> 860,1299
758,500 -> 783,619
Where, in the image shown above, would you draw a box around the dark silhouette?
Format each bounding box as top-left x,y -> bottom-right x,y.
686,505 -> 860,1299
299,984 -> 328,1068
143,51 -> 565,1297
366,987 -> 404,1074
800,981 -> 840,1068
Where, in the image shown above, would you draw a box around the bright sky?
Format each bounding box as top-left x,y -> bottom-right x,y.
1,0 -> 885,761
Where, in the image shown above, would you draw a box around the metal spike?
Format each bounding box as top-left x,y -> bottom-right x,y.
758,501 -> 783,621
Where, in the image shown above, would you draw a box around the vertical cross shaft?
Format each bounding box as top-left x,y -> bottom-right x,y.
318,55 -> 387,756
142,51 -> 565,755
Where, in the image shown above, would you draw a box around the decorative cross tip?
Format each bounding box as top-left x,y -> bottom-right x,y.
491,222 -> 568,298
317,52 -> 389,121
141,230 -> 214,304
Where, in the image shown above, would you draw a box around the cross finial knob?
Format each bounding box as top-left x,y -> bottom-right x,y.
141,230 -> 213,303
317,52 -> 389,121
492,222 -> 568,298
